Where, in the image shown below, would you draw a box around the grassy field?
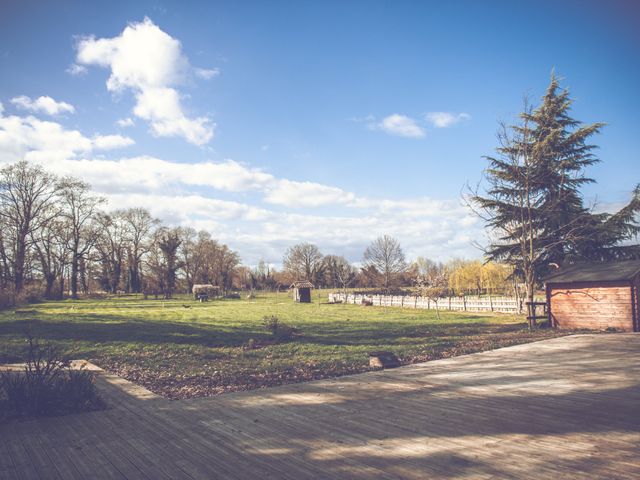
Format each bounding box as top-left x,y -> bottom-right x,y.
0,291 -> 567,399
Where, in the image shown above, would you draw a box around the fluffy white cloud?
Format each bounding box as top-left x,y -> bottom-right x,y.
75,17 -> 214,145
10,95 -> 75,115
265,179 -> 357,207
92,134 -> 135,150
425,111 -> 470,128
0,109 -> 483,264
376,114 -> 425,138
0,113 -> 133,164
116,117 -> 135,128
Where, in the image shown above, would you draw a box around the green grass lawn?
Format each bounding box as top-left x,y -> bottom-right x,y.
0,291 -> 567,399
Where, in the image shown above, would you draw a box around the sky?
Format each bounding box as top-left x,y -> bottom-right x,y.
0,0 -> 638,266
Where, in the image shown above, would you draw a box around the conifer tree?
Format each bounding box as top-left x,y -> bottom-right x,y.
472,73 -> 639,304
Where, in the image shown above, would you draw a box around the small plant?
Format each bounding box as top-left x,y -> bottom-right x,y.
0,333 -> 105,420
262,315 -> 299,342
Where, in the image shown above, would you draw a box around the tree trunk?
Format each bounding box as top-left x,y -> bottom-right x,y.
71,253 -> 79,299
13,234 -> 27,293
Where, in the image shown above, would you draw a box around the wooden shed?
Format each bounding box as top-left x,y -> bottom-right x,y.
291,281 -> 314,303
545,260 -> 640,332
192,284 -> 220,301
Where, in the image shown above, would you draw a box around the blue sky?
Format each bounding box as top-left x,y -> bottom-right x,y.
0,0 -> 638,265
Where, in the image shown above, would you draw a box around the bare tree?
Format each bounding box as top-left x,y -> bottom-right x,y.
121,208 -> 158,293
362,235 -> 407,292
283,243 -> 325,284
0,161 -> 59,293
324,255 -> 357,295
31,211 -> 69,299
58,178 -> 105,299
94,212 -> 128,293
414,260 -> 449,319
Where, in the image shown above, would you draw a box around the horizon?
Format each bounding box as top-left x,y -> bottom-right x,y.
1,0 -> 638,266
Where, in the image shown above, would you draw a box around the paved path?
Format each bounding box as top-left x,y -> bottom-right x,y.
1,334 -> 639,479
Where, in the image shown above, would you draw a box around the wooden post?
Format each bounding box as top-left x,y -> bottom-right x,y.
489,295 -> 494,312
463,296 -> 467,311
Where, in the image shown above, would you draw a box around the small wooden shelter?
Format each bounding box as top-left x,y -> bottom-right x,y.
291,281 -> 314,303
192,284 -> 220,301
545,260 -> 640,332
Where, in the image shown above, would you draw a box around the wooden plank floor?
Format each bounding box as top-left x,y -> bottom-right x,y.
1,334 -> 639,479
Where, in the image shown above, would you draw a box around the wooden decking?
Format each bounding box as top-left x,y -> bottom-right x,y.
2,334 -> 639,479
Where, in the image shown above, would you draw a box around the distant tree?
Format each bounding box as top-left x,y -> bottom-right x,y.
155,227 -> 183,298
283,243 -> 325,284
324,255 -> 357,293
58,177 -> 105,299
415,263 -> 449,320
121,208 -> 158,293
363,235 -> 407,292
31,211 -> 68,299
0,161 -> 59,293
94,212 -> 127,293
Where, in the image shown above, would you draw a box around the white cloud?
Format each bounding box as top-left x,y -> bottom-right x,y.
264,179 -> 357,207
425,111 -> 470,128
0,114 -> 133,165
0,114 -> 91,164
92,134 -> 135,150
0,110 -> 483,264
376,114 -> 425,138
116,117 -> 135,128
194,67 -> 220,79
66,63 -> 88,76
10,95 -> 75,115
75,17 -> 214,145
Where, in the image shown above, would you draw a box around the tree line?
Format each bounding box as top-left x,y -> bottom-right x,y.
1,75 -> 636,307
0,161 -> 241,306
0,160 -> 516,309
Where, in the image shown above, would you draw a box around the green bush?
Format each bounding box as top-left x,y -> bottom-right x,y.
0,335 -> 105,420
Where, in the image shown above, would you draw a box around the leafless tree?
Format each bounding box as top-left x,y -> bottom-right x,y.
0,161 -> 59,293
94,212 -> 128,293
363,235 -> 407,292
324,255 -> 357,294
58,177 -> 105,299
283,243 -> 325,284
31,211 -> 69,299
121,208 -> 158,293
414,260 -> 449,319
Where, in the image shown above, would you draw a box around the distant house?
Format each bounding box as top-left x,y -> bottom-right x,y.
291,281 -> 314,303
545,260 -> 640,332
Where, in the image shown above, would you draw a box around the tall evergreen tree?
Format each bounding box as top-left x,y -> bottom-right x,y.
473,73 -> 639,304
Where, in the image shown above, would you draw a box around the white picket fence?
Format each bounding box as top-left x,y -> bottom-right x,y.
327,292 -> 524,313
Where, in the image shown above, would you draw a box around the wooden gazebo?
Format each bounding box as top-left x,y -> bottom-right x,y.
291,281 -> 314,303
545,260 -> 640,332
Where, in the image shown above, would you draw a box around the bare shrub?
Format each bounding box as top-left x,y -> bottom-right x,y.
262,315 -> 299,342
0,334 -> 105,420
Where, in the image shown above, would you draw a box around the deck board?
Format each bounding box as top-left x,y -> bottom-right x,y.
1,334 -> 639,479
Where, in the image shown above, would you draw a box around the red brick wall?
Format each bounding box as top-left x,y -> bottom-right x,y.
549,283 -> 634,332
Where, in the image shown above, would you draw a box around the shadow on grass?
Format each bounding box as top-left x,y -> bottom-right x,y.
0,311 -> 530,354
